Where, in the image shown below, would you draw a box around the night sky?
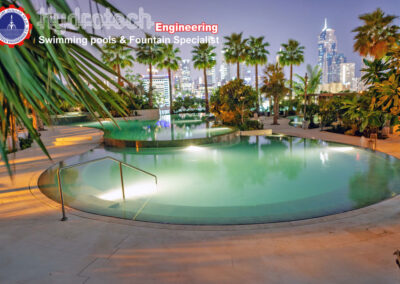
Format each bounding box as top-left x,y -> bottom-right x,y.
39,0 -> 400,78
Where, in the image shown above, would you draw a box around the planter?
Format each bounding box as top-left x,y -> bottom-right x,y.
131,109 -> 160,120
50,112 -> 92,125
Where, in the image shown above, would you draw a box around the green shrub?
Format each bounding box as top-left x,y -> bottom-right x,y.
19,136 -> 34,150
172,96 -> 205,113
239,119 -> 263,131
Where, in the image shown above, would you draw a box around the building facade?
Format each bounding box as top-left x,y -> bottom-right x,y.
142,74 -> 170,108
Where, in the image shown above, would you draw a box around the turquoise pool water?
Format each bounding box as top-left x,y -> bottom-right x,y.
81,114 -> 233,141
38,136 -> 400,225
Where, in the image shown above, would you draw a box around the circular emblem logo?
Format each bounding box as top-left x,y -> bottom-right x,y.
0,5 -> 32,48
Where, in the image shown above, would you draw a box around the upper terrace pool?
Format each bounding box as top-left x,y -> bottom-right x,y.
80,114 -> 236,147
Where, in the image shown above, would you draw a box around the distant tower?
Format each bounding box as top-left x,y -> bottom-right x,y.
219,49 -> 230,84
7,15 -> 16,30
180,59 -> 193,93
318,18 -> 346,84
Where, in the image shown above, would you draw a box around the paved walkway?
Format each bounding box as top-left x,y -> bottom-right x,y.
1,120 -> 400,284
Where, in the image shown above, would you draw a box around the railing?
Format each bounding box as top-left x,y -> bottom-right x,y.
56,156 -> 158,221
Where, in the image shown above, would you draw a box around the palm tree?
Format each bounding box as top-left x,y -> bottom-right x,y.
353,8 -> 399,59
246,36 -> 270,112
223,32 -> 248,79
135,33 -> 164,108
277,39 -> 305,111
101,36 -> 134,86
0,0 -> 130,176
361,58 -> 390,85
158,44 -> 181,114
192,43 -> 216,113
260,63 -> 289,125
293,64 -> 322,95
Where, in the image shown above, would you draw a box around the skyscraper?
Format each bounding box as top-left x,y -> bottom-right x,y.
340,62 -> 355,88
207,65 -> 217,87
142,74 -> 170,108
318,18 -> 346,84
179,59 -> 193,93
219,50 -> 230,85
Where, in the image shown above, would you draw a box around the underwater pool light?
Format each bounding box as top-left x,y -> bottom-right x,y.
184,145 -> 206,152
329,146 -> 354,152
98,180 -> 157,201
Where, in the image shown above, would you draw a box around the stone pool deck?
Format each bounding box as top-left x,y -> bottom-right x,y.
1,120 -> 400,283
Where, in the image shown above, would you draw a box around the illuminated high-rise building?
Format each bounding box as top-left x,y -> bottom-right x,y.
142,74 -> 170,108
318,18 -> 346,84
219,50 -> 230,84
179,59 -> 193,93
340,62 -> 355,88
207,65 -> 217,87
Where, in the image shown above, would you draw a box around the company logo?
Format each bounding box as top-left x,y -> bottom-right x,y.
0,5 -> 32,47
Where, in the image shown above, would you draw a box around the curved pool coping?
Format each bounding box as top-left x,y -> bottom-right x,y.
34,129 -> 400,230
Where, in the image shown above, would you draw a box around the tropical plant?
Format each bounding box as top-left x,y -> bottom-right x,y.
361,58 -> 390,84
0,0 -> 129,176
135,33 -> 164,108
157,44 -> 181,114
101,36 -> 134,86
172,96 -> 205,113
374,74 -> 400,115
304,103 -> 319,128
246,36 -> 270,112
192,43 -> 216,113
341,93 -> 384,135
353,8 -> 399,59
277,39 -> 305,111
319,97 -> 338,130
293,64 -> 322,118
372,43 -> 400,116
210,79 -> 257,127
260,63 -> 289,125
223,32 -> 248,79
294,65 -> 322,96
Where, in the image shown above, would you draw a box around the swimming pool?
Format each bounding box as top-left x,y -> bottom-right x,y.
81,114 -> 236,147
38,135 -> 400,225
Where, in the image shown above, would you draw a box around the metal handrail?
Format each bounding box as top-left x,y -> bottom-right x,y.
56,156 -> 158,221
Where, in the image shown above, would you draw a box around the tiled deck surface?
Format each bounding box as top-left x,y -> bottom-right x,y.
1,118 -> 400,284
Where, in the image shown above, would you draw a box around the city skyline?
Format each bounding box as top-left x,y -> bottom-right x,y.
57,0 -> 400,80
106,0 -> 399,78
150,17 -> 364,98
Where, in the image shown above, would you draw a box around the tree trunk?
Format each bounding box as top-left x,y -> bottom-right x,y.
149,63 -> 153,108
168,68 -> 173,115
117,55 -> 123,86
255,64 -> 259,113
10,114 -> 18,151
203,68 -> 209,113
272,96 -> 279,125
269,97 -> 273,116
237,62 -> 240,79
171,122 -> 175,140
289,64 -> 293,112
31,109 -> 38,131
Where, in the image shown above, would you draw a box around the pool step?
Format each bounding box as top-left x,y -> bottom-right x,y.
53,135 -> 93,146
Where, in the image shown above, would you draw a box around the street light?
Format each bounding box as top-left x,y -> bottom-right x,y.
302,73 -> 308,130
